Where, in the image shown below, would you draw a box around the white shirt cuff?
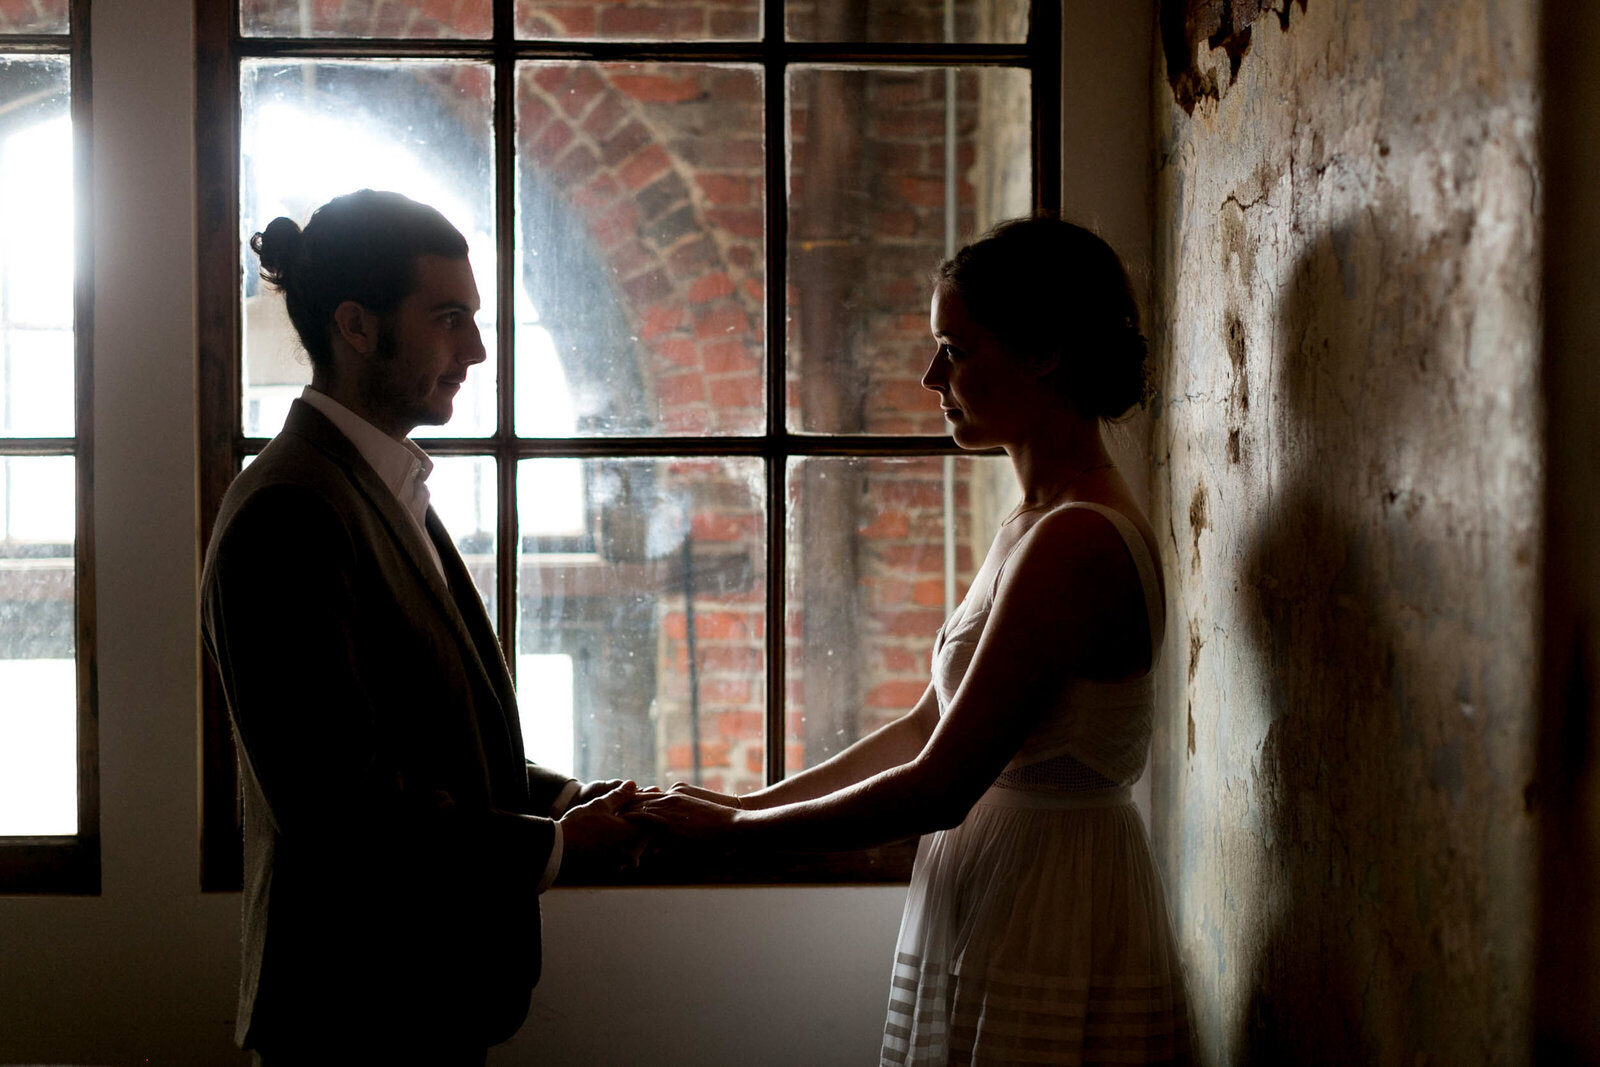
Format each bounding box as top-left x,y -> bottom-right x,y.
551,779 -> 581,817
538,822 -> 563,894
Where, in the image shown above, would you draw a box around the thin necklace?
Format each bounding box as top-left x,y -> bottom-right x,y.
1002,461 -> 1115,526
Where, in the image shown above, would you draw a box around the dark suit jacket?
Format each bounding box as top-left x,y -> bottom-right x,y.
200,400 -> 574,1052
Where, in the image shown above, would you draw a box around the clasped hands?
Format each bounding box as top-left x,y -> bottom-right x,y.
554,778 -> 746,881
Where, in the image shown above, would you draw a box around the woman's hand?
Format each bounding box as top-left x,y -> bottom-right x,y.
666,782 -> 743,808
626,790 -> 743,841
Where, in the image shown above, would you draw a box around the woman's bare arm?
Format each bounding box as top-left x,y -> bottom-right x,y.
662,686 -> 938,809
635,506 -> 1146,849
736,684 -> 941,809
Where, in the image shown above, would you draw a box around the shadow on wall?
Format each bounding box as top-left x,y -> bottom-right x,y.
1231,207 -> 1514,1065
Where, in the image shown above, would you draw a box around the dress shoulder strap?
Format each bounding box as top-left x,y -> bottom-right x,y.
1049,501 -> 1166,652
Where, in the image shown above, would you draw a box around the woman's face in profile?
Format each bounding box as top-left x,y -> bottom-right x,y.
923,284 -> 1042,450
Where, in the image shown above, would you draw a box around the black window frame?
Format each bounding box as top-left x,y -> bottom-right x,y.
196,0 -> 1060,891
0,0 -> 99,896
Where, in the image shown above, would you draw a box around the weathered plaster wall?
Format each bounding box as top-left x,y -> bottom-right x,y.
1147,2 -> 1541,1063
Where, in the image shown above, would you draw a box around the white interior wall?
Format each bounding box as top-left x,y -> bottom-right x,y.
1060,3 -> 1156,818
0,3 -> 1157,1063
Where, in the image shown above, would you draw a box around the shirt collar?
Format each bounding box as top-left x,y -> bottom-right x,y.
299,387 -> 433,503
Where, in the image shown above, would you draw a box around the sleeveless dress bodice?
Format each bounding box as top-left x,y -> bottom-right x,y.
880,502 -> 1191,1066
930,501 -> 1165,789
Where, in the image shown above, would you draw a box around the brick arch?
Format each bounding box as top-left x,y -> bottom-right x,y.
516,2 -> 759,41
515,62 -> 773,790
238,0 -> 490,38
518,61 -> 765,436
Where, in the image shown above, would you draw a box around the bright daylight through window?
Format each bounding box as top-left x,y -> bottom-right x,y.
0,62 -> 78,838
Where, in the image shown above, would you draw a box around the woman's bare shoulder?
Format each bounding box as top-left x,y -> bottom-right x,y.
990,501 -> 1158,674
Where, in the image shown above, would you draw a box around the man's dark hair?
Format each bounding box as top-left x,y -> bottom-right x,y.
250,189 -> 469,369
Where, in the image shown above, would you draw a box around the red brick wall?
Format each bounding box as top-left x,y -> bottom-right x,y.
0,0 -> 67,34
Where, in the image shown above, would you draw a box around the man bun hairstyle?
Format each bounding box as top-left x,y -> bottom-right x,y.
936,214 -> 1153,421
249,189 -> 470,369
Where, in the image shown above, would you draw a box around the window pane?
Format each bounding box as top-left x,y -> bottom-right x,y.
517,0 -> 759,41
240,59 -> 496,439
0,455 -> 76,835
787,66 -> 1030,433
785,454 -> 1015,774
0,56 -> 72,439
517,457 -> 765,793
516,62 -> 764,437
242,0 -> 491,38
786,0 -> 1027,43
429,455 -> 497,627
0,1 -> 67,34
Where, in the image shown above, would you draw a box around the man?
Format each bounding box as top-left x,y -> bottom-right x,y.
200,190 -> 636,1064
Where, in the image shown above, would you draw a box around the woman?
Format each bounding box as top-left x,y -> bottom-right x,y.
634,215 -> 1191,1066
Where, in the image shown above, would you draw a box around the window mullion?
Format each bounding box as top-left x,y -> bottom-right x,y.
761,0 -> 787,788
1028,0 -> 1062,212
493,4 -> 518,671
68,0 -> 98,880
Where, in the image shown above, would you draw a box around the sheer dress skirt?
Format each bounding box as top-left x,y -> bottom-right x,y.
880,768 -> 1191,1066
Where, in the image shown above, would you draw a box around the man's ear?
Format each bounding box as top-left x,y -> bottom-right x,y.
332,300 -> 380,356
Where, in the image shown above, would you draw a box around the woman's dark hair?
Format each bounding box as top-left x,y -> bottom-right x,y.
935,214 -> 1152,421
249,189 -> 470,369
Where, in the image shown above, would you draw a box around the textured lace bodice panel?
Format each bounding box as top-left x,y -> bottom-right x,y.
993,752 -> 1119,793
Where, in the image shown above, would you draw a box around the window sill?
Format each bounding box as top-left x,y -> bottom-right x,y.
554,838 -> 917,888
0,836 -> 100,895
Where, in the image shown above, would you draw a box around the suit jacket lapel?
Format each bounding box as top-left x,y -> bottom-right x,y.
425,511 -> 531,806
281,403 -> 506,714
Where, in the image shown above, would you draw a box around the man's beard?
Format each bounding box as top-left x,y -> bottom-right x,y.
360,315 -> 448,431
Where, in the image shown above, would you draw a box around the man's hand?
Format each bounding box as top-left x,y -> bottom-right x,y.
570,778 -> 629,809
557,780 -> 642,881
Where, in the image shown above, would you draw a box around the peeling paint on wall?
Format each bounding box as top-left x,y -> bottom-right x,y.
1147,1 -> 1541,1063
1160,0 -> 1307,114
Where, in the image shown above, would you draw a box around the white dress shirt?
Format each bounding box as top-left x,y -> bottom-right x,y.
300,388 -> 444,577
299,387 -> 575,890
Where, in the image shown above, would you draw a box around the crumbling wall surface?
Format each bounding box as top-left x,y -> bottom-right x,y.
1147,1 -> 1541,1063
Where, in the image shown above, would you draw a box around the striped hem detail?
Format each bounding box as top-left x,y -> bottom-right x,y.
882,954 -> 1190,1066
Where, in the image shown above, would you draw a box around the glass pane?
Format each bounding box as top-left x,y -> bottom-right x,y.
788,66 -> 1030,433
0,455 -> 76,835
518,0 -> 759,41
787,0 -> 1027,42
0,1 -> 67,34
243,0 -> 491,38
0,56 -> 72,438
785,454 -> 1016,774
241,60 -> 496,439
516,62 -> 764,437
517,457 -> 765,794
429,455 -> 497,627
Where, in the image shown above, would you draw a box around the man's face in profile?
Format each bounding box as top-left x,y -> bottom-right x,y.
364,253 -> 486,435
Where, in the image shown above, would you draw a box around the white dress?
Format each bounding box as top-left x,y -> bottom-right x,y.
880,502 -> 1191,1066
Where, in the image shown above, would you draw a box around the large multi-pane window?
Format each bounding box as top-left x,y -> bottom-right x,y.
0,0 -> 95,893
198,0 -> 1057,887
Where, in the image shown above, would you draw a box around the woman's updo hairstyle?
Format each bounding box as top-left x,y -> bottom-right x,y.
935,214 -> 1152,421
250,189 -> 469,370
